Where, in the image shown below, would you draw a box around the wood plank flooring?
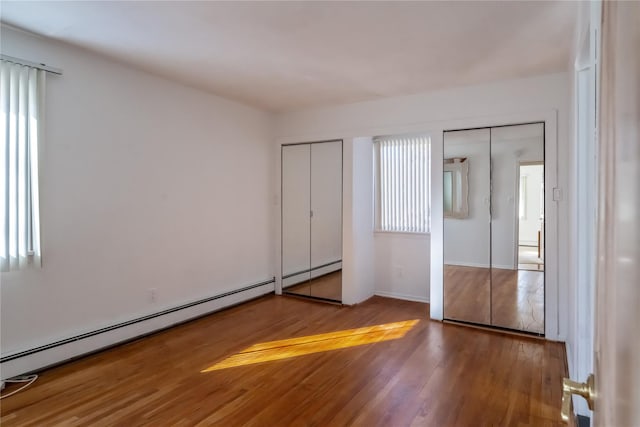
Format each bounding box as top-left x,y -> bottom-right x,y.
0,295 -> 567,426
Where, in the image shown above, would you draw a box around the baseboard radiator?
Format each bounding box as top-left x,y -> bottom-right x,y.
0,278 -> 275,380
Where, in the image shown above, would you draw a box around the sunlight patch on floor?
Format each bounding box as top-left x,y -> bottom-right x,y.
201,319 -> 420,372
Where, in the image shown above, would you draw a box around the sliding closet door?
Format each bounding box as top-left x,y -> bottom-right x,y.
443,123 -> 545,335
282,144 -> 311,294
310,141 -> 343,301
443,128 -> 491,325
490,123 -> 544,333
282,140 -> 343,302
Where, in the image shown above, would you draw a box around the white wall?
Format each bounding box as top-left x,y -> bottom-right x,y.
0,27 -> 275,374
374,233 -> 429,302
342,137 -> 375,304
275,72 -> 569,339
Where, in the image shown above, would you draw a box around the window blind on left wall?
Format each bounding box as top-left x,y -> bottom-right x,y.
1,59 -> 45,272
374,135 -> 430,233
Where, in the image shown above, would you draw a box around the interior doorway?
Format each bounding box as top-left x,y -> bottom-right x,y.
517,162 -> 544,271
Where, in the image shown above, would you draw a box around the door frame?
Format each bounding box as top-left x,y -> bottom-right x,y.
568,1 -> 600,418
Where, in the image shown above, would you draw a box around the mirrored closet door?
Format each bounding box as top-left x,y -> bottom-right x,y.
282,140 -> 343,303
443,123 -> 545,335
443,128 -> 491,325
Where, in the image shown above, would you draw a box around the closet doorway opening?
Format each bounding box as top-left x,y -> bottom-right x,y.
443,122 -> 545,336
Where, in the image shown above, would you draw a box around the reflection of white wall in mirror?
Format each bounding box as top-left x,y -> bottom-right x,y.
491,123 -> 544,269
518,164 -> 544,246
311,141 -> 343,268
282,145 -> 311,277
443,129 -> 490,267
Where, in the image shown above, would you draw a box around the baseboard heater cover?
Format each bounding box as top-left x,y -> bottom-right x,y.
0,278 -> 275,377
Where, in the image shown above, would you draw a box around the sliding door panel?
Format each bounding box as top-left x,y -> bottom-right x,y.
281,140 -> 343,303
490,123 -> 544,333
443,128 -> 491,325
310,141 -> 342,301
282,144 -> 311,294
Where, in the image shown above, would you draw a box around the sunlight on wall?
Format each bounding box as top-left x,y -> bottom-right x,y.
201,319 -> 420,372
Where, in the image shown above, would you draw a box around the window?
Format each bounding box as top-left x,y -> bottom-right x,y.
1,59 -> 45,272
374,135 -> 430,233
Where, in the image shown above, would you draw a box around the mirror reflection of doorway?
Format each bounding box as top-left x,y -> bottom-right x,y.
517,163 -> 544,271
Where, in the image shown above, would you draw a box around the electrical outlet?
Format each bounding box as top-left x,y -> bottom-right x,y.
149,288 -> 157,303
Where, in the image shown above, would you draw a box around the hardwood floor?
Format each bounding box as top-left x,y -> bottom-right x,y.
0,295 -> 567,426
284,270 -> 342,301
444,264 -> 544,334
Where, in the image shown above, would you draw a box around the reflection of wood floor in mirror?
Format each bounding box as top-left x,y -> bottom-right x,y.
518,245 -> 544,271
284,270 -> 342,302
444,265 -> 491,325
491,268 -> 544,333
444,265 -> 544,334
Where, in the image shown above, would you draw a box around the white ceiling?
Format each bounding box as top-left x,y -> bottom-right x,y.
1,1 -> 577,112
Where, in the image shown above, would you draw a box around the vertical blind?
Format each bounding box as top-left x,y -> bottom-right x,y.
1,59 -> 45,272
374,135 -> 430,233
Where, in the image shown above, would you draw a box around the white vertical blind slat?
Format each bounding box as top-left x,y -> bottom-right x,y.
418,138 -> 423,230
408,138 -> 413,231
402,138 -> 407,231
411,138 -> 417,231
393,140 -> 398,230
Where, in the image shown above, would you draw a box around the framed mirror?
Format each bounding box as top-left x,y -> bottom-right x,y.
443,157 -> 469,219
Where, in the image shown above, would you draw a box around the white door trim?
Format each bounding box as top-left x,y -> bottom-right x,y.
428,110 -> 561,341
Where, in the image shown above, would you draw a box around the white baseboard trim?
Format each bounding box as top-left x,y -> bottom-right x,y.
0,278 -> 275,380
375,291 -> 429,303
